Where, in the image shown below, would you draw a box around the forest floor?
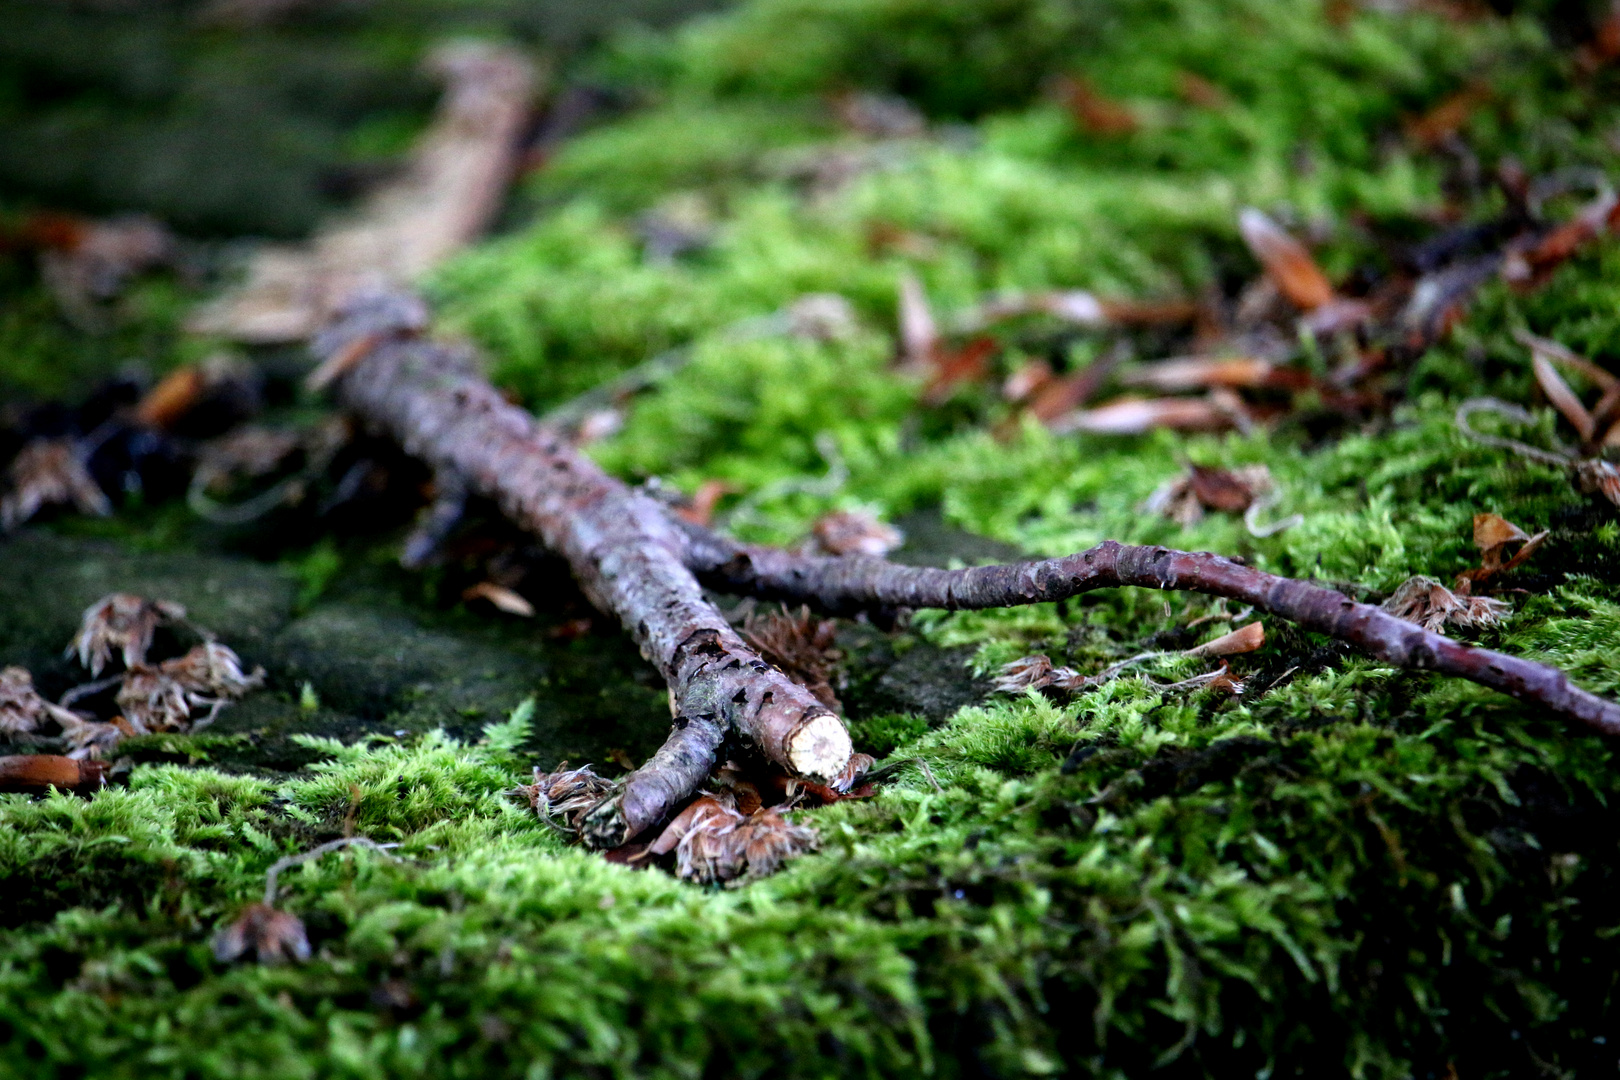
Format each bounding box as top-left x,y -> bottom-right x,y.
4,0 -> 1620,1077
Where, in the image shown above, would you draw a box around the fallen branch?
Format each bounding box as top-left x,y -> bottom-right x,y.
319,292 -> 852,848
321,290 -> 1620,866
189,42 -> 537,343
678,523 -> 1620,737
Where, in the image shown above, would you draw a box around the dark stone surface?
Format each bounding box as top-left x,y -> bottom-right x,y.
0,530 -> 672,772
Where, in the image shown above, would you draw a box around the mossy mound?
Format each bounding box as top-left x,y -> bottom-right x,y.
6,0 -> 1620,1076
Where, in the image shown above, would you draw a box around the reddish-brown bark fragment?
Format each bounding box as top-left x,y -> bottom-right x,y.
0,755 -> 108,794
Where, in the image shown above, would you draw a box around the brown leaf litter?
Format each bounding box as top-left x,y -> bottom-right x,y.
0,666 -> 82,737
519,763 -> 618,835
739,604 -> 844,712
115,642 -> 266,734
1380,576 -> 1508,634
1455,512 -> 1548,592
807,508 -> 904,557
69,593 -> 188,676
1143,463 -> 1301,536
996,621 -> 1264,698
1,438 -> 112,531
1456,333 -> 1620,507
646,791 -> 820,885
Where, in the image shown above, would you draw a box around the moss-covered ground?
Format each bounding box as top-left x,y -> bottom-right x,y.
6,0 -> 1620,1076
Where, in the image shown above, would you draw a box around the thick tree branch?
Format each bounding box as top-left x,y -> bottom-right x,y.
677,521 -> 1620,737
318,292 -> 851,847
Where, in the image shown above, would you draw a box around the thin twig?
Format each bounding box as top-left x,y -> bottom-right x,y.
680,522 -> 1620,737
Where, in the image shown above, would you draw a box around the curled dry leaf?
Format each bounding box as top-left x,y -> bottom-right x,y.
1,666 -> 83,737
671,480 -> 736,527
69,593 -> 188,676
0,754 -> 109,794
463,581 -> 536,617
212,903 -> 311,965
1518,331 -> 1620,452
1238,208 -> 1335,311
1185,620 -> 1265,658
1457,512 -> 1549,591
1,439 -> 112,531
519,763 -> 617,835
740,604 -> 843,712
809,509 -> 903,557
1381,575 -> 1509,635
1403,84 -> 1491,148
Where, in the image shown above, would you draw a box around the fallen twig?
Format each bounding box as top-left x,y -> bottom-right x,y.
680,525 -> 1620,737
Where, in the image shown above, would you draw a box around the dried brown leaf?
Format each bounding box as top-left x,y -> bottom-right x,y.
1185,620 -> 1264,658
1473,511 -> 1530,554
1238,208 -> 1335,311
463,581 -> 536,617
1574,458 -> 1620,506
1120,357 -> 1309,393
1459,512 -> 1548,588
1054,75 -> 1138,136
1403,84 -> 1490,147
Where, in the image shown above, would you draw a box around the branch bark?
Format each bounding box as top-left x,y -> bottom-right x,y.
323,289 -> 1620,860
318,292 -> 851,848
678,520 -> 1620,737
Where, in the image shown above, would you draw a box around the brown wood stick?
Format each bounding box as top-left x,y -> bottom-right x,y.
677,522 -> 1620,737
319,292 -> 851,848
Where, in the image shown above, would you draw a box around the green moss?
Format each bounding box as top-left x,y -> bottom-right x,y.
10,0 -> 1620,1074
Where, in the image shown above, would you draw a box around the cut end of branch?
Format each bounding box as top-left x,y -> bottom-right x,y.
787,712 -> 853,784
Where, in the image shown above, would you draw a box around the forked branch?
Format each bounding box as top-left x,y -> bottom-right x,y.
320,292 -> 851,848
323,291 -> 1620,860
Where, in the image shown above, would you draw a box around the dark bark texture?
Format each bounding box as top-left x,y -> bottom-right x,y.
679,522 -> 1620,737
318,292 -> 851,847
